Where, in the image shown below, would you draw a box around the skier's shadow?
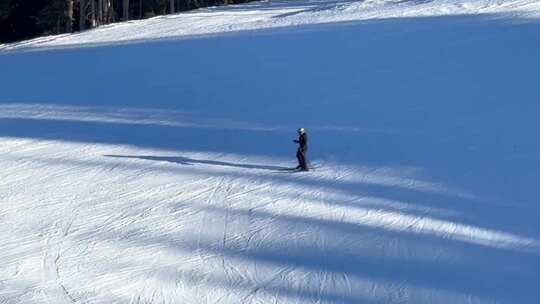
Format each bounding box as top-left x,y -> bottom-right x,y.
104,154 -> 290,171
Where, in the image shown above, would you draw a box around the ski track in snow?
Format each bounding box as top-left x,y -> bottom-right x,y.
1,137 -> 538,303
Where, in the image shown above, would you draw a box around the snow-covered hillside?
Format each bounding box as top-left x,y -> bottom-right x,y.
1,0 -> 540,303
2,0 -> 540,51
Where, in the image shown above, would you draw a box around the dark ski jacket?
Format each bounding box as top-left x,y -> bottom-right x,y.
295,133 -> 308,151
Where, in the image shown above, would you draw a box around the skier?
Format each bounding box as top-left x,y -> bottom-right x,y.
294,127 -> 309,171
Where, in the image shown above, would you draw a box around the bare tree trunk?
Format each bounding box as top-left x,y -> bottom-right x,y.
106,0 -> 112,23
123,0 -> 129,21
103,0 -> 107,23
170,0 -> 174,13
66,0 -> 73,32
96,0 -> 103,25
90,0 -> 96,27
79,0 -> 86,30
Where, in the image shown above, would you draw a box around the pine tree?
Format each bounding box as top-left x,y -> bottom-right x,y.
0,0 -> 14,23
38,0 -> 66,34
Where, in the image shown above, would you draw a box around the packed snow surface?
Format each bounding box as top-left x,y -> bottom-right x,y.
1,0 -> 540,303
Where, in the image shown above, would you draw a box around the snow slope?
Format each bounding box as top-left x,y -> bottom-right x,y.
1,0 -> 540,303
2,0 -> 540,51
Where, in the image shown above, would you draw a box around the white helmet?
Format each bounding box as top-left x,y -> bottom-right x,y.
297,128 -> 306,134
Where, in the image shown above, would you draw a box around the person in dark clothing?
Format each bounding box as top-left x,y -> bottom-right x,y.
294,128 -> 309,171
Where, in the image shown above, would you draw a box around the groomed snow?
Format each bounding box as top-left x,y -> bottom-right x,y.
1,1 -> 540,303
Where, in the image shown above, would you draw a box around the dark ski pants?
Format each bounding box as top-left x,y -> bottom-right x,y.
296,148 -> 308,171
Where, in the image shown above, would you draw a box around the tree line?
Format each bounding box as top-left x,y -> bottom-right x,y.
0,0 -> 253,43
